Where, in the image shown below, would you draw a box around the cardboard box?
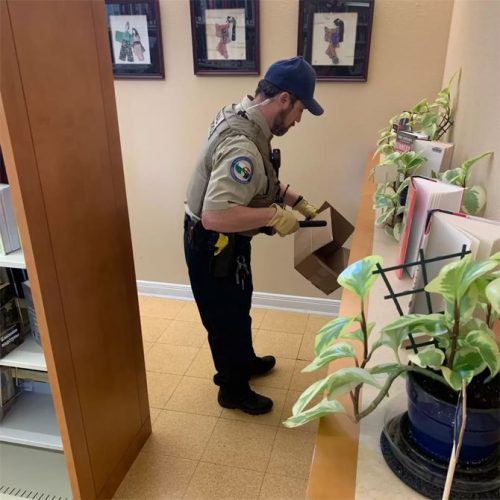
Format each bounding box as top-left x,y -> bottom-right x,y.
294,202 -> 354,295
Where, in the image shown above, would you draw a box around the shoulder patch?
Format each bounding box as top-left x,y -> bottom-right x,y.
229,157 -> 254,184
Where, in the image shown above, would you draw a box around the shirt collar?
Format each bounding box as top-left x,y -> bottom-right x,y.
239,95 -> 272,140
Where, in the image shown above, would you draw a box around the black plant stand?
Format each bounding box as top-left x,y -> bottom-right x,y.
380,413 -> 500,499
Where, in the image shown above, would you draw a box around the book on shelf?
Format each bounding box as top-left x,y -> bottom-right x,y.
413,139 -> 454,178
22,280 -> 41,345
394,130 -> 429,153
0,366 -> 17,421
409,210 -> 500,314
397,176 -> 464,279
0,184 -> 21,255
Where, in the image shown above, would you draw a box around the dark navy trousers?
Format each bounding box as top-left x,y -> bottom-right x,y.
183,220 -> 256,395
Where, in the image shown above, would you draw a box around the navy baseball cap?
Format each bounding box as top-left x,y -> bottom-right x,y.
264,56 -> 324,116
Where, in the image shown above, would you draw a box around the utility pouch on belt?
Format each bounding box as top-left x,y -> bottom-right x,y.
209,234 -> 235,278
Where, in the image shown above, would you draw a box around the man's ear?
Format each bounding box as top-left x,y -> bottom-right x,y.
278,92 -> 291,106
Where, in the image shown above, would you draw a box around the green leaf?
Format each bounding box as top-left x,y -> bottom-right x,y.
375,208 -> 395,227
303,342 -> 357,372
373,194 -> 395,210
486,277 -> 500,314
393,222 -> 402,241
464,330 -> 500,377
452,347 -> 485,376
440,367 -> 474,391
291,368 -> 381,416
338,256 -> 383,299
369,363 -> 402,375
283,398 -> 346,428
462,186 -> 486,215
460,151 -> 493,182
408,347 -> 445,369
340,322 -> 375,344
425,256 -> 497,303
315,316 -> 355,356
440,168 -> 464,186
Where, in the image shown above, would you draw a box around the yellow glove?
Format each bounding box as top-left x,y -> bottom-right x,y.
293,197 -> 318,219
266,204 -> 299,237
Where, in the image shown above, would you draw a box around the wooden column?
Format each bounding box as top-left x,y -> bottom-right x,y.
0,1 -> 150,497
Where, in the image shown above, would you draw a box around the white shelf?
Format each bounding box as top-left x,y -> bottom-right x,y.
0,391 -> 62,450
0,442 -> 71,499
0,337 -> 46,371
0,249 -> 26,269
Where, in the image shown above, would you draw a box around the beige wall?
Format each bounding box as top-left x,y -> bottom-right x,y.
115,0 -> 454,298
442,0 -> 499,220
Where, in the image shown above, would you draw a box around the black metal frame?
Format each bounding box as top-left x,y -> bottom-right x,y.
190,0 -> 260,75
373,245 -> 471,354
297,0 -> 375,82
105,0 -> 165,79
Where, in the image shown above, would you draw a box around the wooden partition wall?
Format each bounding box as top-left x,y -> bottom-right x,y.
0,1 -> 150,497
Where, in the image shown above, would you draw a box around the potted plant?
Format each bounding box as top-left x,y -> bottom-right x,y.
284,253 -> 500,496
372,73 -> 458,241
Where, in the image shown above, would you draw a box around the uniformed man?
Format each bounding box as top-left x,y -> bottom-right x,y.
184,56 -> 324,415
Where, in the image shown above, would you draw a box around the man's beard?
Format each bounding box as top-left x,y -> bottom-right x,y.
271,109 -> 292,136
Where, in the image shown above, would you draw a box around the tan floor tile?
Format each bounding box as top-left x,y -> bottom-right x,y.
113,451 -> 196,499
252,357 -> 295,390
166,376 -> 222,417
140,315 -> 172,342
259,310 -> 308,335
289,360 -> 328,392
250,308 -> 267,328
253,330 -> 302,359
149,407 -> 161,424
143,410 -> 218,460
266,428 -> 316,479
138,296 -> 185,319
259,473 -> 308,500
297,329 -> 316,361
175,300 -> 202,322
157,319 -> 206,348
146,371 -> 182,408
221,386 -> 287,427
186,347 -> 215,379
185,462 -> 264,500
202,419 -> 278,472
280,390 -> 320,434
145,343 -> 199,375
305,313 -> 336,334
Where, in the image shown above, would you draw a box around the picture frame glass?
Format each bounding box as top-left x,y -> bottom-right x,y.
191,0 -> 260,75
105,0 -> 164,79
298,0 -> 374,82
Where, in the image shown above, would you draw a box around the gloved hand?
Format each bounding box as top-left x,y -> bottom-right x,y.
266,204 -> 299,237
293,196 -> 318,220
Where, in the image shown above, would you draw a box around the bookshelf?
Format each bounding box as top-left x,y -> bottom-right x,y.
0,2 -> 150,499
0,249 -> 25,269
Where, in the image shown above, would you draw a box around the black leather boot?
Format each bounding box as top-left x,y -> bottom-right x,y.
218,389 -> 273,415
250,355 -> 276,376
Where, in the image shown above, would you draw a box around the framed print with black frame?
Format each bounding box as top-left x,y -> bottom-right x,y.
190,0 -> 260,75
105,0 -> 164,79
297,0 -> 375,82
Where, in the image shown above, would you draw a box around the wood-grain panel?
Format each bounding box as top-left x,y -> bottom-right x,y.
0,1 -> 150,497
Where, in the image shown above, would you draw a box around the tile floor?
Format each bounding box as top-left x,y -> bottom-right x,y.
114,296 -> 334,500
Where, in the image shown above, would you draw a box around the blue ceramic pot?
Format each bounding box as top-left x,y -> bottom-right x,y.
406,372 -> 500,463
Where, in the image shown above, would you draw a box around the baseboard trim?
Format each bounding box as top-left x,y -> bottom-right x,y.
137,280 -> 339,316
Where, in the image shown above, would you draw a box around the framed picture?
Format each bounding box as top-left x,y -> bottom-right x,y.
190,0 -> 260,75
105,0 -> 164,79
297,0 -> 375,82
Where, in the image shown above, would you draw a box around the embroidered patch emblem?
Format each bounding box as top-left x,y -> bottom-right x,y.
230,157 -> 254,184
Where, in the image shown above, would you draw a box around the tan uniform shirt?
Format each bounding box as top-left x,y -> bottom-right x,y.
202,96 -> 272,212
